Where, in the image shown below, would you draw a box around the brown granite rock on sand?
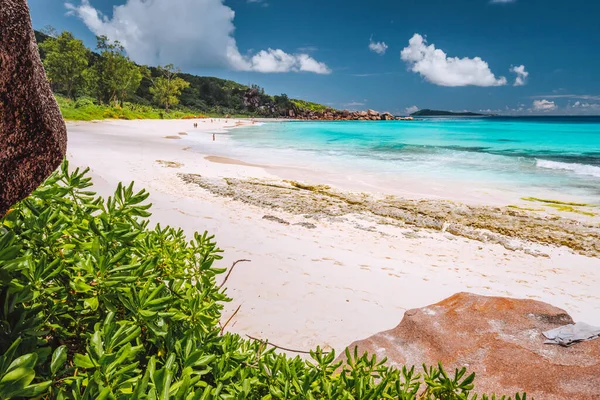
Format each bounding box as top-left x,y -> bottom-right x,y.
341,292 -> 600,400
0,0 -> 67,216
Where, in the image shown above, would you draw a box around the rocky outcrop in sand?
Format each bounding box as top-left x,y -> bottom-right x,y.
178,175 -> 600,257
0,0 -> 67,215
341,292 -> 600,400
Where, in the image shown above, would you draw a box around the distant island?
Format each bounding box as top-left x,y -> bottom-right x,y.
411,109 -> 496,117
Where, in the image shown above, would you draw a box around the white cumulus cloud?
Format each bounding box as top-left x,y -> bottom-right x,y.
510,65 -> 528,86
369,38 -> 388,55
240,49 -> 330,74
536,94 -> 600,101
247,0 -> 268,7
65,0 -> 330,74
532,99 -> 557,111
400,33 -> 507,87
573,101 -> 600,109
404,105 -> 419,115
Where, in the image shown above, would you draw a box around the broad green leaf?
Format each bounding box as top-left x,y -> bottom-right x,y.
11,381 -> 52,398
0,367 -> 35,396
184,352 -> 216,369
71,279 -> 93,293
51,346 -> 68,375
5,353 -> 37,374
73,354 -> 95,369
139,309 -> 158,318
84,296 -> 99,311
95,386 -> 113,400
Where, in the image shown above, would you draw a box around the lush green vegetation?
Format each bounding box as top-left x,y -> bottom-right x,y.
0,162 -> 528,399
38,31 -> 90,100
55,95 -> 201,121
148,65 -> 190,113
91,36 -> 144,108
290,99 -> 331,113
35,30 -> 330,120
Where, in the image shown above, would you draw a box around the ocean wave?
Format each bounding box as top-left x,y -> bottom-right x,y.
536,159 -> 600,178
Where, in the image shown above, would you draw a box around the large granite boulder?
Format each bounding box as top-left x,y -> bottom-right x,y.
0,0 -> 67,216
381,111 -> 395,120
242,88 -> 261,110
341,292 -> 600,400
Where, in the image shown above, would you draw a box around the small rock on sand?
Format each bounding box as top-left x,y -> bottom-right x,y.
294,222 -> 317,229
156,160 -> 184,168
403,232 -> 421,239
262,215 -> 290,225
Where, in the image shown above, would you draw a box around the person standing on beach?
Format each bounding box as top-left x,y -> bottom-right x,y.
212,133 -> 215,141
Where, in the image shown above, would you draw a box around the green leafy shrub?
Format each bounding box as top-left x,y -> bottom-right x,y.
290,99 -> 331,113
55,95 -> 202,121
74,97 -> 96,108
0,162 -> 528,399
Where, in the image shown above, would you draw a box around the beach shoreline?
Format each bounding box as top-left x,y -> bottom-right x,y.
188,119 -> 600,209
66,118 -> 600,353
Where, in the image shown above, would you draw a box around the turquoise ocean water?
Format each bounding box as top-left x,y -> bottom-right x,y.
217,117 -> 600,203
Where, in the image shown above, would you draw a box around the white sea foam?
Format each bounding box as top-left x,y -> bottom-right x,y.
536,159 -> 600,178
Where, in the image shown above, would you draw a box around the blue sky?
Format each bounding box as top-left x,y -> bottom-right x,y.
29,0 -> 600,115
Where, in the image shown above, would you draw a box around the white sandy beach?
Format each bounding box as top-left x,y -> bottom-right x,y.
66,119 -> 600,354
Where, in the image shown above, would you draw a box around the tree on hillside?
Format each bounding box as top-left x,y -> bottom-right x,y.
149,64 -> 190,112
273,93 -> 292,115
94,36 -> 143,107
39,31 -> 90,99
40,25 -> 58,38
274,93 -> 291,108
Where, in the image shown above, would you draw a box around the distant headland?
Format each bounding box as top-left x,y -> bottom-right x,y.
411,109 -> 497,117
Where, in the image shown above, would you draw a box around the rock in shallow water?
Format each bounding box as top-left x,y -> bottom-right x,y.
341,292 -> 600,400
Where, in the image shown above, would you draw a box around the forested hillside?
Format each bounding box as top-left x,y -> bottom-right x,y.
34,30 -> 331,118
